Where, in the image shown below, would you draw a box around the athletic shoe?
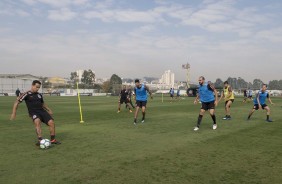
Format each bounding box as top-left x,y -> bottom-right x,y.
222,117 -> 228,120
266,119 -> 273,122
213,124 -> 217,130
193,127 -> 199,131
134,122 -> 137,125
129,110 -> 133,113
117,110 -> 120,113
51,139 -> 61,144
141,120 -> 145,123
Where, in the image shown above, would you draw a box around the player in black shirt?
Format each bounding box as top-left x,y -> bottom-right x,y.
10,80 -> 61,146
117,85 -> 133,113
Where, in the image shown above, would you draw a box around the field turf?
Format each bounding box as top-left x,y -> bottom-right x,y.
0,95 -> 282,184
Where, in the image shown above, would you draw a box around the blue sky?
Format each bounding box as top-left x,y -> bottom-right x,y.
0,0 -> 282,83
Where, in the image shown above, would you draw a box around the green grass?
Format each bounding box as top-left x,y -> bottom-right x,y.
1,95 -> 282,184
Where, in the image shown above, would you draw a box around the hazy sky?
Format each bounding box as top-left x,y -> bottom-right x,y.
0,0 -> 281,83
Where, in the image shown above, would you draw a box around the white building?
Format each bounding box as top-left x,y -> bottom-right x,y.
0,74 -> 41,94
159,70 -> 175,87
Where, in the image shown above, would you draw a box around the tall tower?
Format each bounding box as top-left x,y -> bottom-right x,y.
182,63 -> 190,88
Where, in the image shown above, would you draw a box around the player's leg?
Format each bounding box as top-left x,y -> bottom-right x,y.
209,109 -> 217,129
117,101 -> 121,113
34,118 -> 43,145
264,106 -> 273,122
47,120 -> 60,144
247,106 -> 257,120
194,108 -> 205,131
225,100 -> 233,119
141,104 -> 146,123
126,101 -> 133,112
134,102 -> 140,124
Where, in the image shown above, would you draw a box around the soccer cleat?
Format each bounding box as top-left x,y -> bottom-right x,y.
129,110 -> 133,113
193,127 -> 199,131
117,110 -> 120,113
141,120 -> 145,123
222,117 -> 228,120
266,119 -> 273,122
51,139 -> 61,144
213,124 -> 217,130
134,122 -> 137,125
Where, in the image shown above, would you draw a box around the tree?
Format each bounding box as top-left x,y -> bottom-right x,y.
81,69 -> 95,87
70,72 -> 78,84
102,80 -> 111,93
214,78 -> 223,89
253,79 -> 264,90
269,80 -> 280,90
237,77 -> 249,89
110,74 -> 122,95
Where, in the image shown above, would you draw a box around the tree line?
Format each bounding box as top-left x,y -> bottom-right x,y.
214,77 -> 282,90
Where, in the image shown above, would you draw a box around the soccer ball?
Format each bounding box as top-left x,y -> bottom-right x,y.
40,139 -> 51,149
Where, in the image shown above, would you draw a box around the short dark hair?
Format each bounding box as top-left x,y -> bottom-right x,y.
199,76 -> 205,80
135,79 -> 140,83
224,81 -> 228,84
32,80 -> 41,85
262,84 -> 268,88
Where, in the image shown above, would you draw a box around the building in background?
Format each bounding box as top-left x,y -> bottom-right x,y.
0,74 -> 41,94
159,70 -> 175,87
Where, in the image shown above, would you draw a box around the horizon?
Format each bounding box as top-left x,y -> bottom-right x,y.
1,0 -> 282,82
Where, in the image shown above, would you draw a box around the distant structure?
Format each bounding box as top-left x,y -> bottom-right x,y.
159,70 -> 175,87
0,74 -> 41,94
182,63 -> 190,88
76,69 -> 95,84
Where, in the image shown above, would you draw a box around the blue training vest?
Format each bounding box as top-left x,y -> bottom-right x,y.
135,84 -> 147,101
198,83 -> 215,103
254,90 -> 268,105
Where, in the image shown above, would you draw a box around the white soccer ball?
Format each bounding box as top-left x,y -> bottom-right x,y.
40,139 -> 51,149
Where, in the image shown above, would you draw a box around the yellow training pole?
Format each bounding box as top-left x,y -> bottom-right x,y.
76,82 -> 84,123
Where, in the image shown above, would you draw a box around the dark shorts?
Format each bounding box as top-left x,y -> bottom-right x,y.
201,101 -> 215,111
225,99 -> 234,106
254,104 -> 268,110
170,94 -> 174,98
136,101 -> 147,108
30,110 -> 53,125
248,95 -> 252,98
120,98 -> 129,104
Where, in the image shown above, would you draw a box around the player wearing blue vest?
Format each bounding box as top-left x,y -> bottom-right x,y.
169,88 -> 174,102
247,84 -> 274,122
134,79 -> 153,125
193,76 -> 218,131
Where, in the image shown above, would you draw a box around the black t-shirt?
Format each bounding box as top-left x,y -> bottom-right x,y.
120,89 -> 128,100
18,91 -> 44,114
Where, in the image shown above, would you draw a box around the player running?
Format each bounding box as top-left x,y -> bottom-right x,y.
117,85 -> 133,113
193,76 -> 218,131
247,84 -> 274,122
169,88 -> 174,102
133,79 -> 153,125
10,80 -> 61,146
218,81 -> 235,120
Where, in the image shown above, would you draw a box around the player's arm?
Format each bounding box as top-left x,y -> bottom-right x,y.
43,103 -> 53,115
10,100 -> 20,120
226,86 -> 233,99
145,85 -> 153,99
194,93 -> 199,104
267,94 -> 274,105
218,91 -> 224,103
256,93 -> 261,108
209,84 -> 218,106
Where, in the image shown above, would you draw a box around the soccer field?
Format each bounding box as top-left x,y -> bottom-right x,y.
1,95 -> 282,184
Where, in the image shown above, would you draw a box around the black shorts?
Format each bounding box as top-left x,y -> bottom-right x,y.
248,95 -> 252,98
30,110 -> 53,125
254,104 -> 268,110
136,101 -> 147,108
170,94 -> 174,98
120,98 -> 128,104
225,99 -> 234,106
201,101 -> 215,111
